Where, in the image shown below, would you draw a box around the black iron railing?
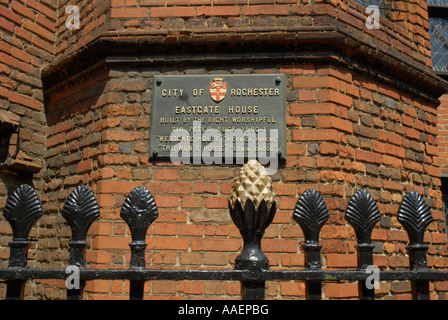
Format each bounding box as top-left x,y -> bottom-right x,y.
0,183 -> 447,300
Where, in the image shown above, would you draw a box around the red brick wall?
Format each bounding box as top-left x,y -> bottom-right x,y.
0,0 -> 57,297
1,0 -> 448,300
438,95 -> 448,177
39,60 -> 446,299
55,0 -> 110,60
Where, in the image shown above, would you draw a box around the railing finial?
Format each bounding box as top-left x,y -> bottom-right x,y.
229,160 -> 277,272
229,160 -> 277,300
398,191 -> 433,300
120,186 -> 158,268
120,185 -> 158,300
398,191 -> 433,248
345,189 -> 381,247
3,184 -> 42,299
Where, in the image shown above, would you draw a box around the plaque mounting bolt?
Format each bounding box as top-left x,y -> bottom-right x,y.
152,149 -> 159,157
275,77 -> 282,85
156,79 -> 162,86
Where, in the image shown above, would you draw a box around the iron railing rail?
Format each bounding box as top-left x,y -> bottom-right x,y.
1,268 -> 448,282
0,183 -> 447,300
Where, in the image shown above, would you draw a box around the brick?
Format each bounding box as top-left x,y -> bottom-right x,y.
320,143 -> 355,158
203,169 -> 235,180
18,61 -> 35,74
97,194 -> 115,207
326,254 -> 358,268
0,16 -> 15,33
403,160 -> 423,172
353,124 -> 378,139
293,76 -> 339,89
150,7 -> 196,17
287,142 -> 306,155
154,195 -> 179,208
35,13 -> 55,30
317,116 -> 353,133
262,239 -> 297,252
281,282 -> 305,296
382,155 -> 403,168
178,224 -> 203,236
77,159 -> 92,173
273,183 -> 296,195
179,281 -> 204,295
0,40 -> 10,53
194,182 -> 218,194
191,239 -> 241,252
290,103 -> 338,116
46,133 -> 65,147
27,0 -> 57,20
298,89 -> 316,101
182,196 -> 204,208
23,19 -> 54,42
0,53 -> 18,68
111,7 -> 148,18
242,5 -> 289,15
154,169 -> 179,180
197,6 -> 240,16
9,91 -> 42,110
292,129 -> 340,142
101,130 -> 142,142
205,197 -> 228,208
146,181 -> 193,194
96,181 -> 142,194
325,283 -> 358,298
203,252 -> 228,266
405,127 -> 420,140
180,252 -> 202,265
0,5 -> 21,25
111,0 -> 125,6
318,89 -> 353,107
140,0 -> 166,5
147,237 -> 189,250
93,236 -> 130,250
153,223 -> 177,236
32,35 -> 54,54
99,155 -> 139,165
317,157 -> 343,169
378,130 -> 402,146
152,281 -> 177,294
280,65 -> 304,74
355,149 -> 382,164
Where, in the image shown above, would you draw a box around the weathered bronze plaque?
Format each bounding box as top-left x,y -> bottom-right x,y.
149,74 -> 286,166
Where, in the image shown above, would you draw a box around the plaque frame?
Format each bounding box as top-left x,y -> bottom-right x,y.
149,74 -> 287,164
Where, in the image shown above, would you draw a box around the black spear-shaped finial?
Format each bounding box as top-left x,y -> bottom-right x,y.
3,184 -> 42,299
345,189 -> 381,300
120,186 -> 158,300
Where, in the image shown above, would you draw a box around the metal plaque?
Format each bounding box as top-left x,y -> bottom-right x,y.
149,74 -> 286,164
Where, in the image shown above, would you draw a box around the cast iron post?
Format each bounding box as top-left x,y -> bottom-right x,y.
345,189 -> 381,300
61,185 -> 100,300
293,188 -> 329,300
120,186 -> 158,300
229,160 -> 277,300
3,184 -> 42,300
398,191 -> 433,300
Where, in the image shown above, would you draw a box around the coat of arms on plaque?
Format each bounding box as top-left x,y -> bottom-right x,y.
209,78 -> 227,102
